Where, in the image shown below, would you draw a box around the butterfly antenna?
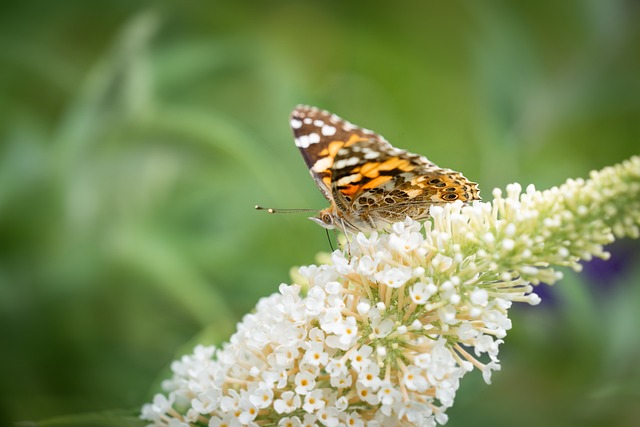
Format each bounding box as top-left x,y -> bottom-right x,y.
255,205 -> 317,214
338,217 -> 352,256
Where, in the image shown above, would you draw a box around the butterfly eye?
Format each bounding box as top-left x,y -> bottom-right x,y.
322,212 -> 334,225
309,211 -> 336,230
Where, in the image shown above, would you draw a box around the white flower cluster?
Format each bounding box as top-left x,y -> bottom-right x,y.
142,156 -> 640,427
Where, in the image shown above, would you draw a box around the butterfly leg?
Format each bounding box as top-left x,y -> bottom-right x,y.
337,217 -> 353,258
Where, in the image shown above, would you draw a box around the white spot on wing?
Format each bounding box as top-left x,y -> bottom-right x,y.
336,173 -> 362,186
303,118 -> 312,124
314,119 -> 325,127
308,133 -> 321,144
363,150 -> 380,159
296,133 -> 321,148
334,156 -> 361,169
321,125 -> 336,136
290,119 -> 302,129
295,135 -> 309,148
311,156 -> 333,173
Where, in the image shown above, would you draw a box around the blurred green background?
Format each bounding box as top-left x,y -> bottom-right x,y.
1,1 -> 639,426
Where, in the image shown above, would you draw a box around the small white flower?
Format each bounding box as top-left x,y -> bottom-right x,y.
349,345 -> 373,372
308,327 -> 325,343
316,405 -> 340,427
403,366 -> 429,392
305,286 -> 327,315
192,389 -> 221,413
219,389 -> 240,412
301,413 -> 318,427
371,317 -> 394,338
278,416 -> 302,427
302,389 -> 326,413
325,281 -> 343,295
336,316 -> 358,346
409,281 -> 437,304
358,363 -> 381,390
356,383 -> 380,405
249,386 -> 273,409
470,287 -> 488,306
302,342 -> 329,367
388,230 -> 423,252
271,344 -> 300,368
208,415 -> 235,427
431,253 -> 453,271
141,393 -> 174,422
345,412 -> 365,427
399,401 -> 433,426
377,381 -> 402,416
274,391 -> 301,414
374,265 -> 413,288
238,402 -> 259,425
356,300 -> 371,315
356,255 -> 379,275
320,307 -> 344,334
329,371 -> 352,388
294,370 -> 317,395
438,304 -> 458,325
331,250 -> 351,275
326,358 -> 348,377
335,396 -> 349,412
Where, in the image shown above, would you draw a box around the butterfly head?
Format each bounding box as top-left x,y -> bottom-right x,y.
309,206 -> 371,234
309,208 -> 338,230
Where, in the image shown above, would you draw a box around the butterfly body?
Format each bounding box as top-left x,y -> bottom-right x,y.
291,105 -> 480,233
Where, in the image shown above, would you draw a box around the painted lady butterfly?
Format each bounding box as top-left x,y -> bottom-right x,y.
289,105 -> 480,233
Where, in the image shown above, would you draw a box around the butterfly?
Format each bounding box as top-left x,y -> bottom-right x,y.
286,105 -> 480,233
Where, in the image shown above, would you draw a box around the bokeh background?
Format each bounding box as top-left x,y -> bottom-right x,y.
1,1 -> 639,426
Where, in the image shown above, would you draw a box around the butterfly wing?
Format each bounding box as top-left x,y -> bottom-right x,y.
290,105 -> 380,202
330,139 -> 480,225
291,105 -> 480,231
